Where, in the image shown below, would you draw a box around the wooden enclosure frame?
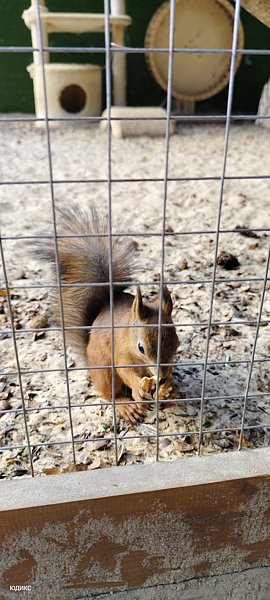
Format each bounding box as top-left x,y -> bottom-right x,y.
0,448 -> 269,599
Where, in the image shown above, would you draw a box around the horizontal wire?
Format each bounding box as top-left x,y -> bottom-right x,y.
2,317 -> 270,335
1,176 -> 270,188
1,276 -> 269,291
1,354 -> 270,378
1,422 -> 269,455
1,45 -> 270,55
0,115 -> 270,124
2,226 -> 270,240
1,389 -> 270,416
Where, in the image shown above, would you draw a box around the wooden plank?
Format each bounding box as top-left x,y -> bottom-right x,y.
239,0 -> 270,28
1,446 -> 269,510
89,567 -> 270,600
256,78 -> 270,128
23,12 -> 132,34
0,449 -> 269,600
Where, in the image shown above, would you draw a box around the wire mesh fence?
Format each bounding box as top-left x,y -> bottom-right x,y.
0,0 -> 270,477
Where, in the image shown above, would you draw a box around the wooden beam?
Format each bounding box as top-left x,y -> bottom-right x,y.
256,78 -> 270,128
0,449 -> 269,599
239,0 -> 270,28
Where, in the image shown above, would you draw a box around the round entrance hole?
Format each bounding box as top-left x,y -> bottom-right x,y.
60,84 -> 86,113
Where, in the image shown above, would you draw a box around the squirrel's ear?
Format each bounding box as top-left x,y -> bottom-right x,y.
132,286 -> 144,321
162,286 -> 173,315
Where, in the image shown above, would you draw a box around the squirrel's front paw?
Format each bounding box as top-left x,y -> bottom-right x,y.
140,376 -> 172,400
141,376 -> 176,409
156,380 -> 173,400
157,381 -> 178,410
116,401 -> 148,424
139,377 -> 156,399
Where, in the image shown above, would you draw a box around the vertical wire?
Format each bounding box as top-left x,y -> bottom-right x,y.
155,0 -> 176,462
104,0 -> 118,465
238,243 -> 270,449
198,0 -> 242,453
35,3 -> 76,464
0,237 -> 34,476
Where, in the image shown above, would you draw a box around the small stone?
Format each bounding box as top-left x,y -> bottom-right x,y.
0,399 -> 12,411
234,225 -> 259,238
0,389 -> 10,401
160,438 -> 172,447
217,251 -> 240,270
13,318 -> 22,330
229,281 -> 241,289
15,270 -> 27,280
238,193 -> 247,207
178,258 -> 188,271
67,356 -> 75,369
29,312 -> 48,330
131,239 -> 139,251
29,312 -> 48,340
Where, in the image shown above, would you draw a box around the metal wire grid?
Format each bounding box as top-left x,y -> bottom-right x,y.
0,0 -> 270,475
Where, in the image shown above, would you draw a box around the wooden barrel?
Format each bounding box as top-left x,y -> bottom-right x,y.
145,0 -> 244,102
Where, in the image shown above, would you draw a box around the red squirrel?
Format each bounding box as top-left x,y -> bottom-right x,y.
38,204 -> 179,423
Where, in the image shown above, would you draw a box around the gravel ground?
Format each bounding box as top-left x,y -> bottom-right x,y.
0,120 -> 270,478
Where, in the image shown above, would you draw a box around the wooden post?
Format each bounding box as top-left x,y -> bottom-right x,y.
256,78 -> 270,128
174,98 -> 196,116
111,24 -> 127,106
111,0 -> 127,105
111,0 -> 126,15
24,1 -> 49,66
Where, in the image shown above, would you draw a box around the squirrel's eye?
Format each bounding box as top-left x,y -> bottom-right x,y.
137,341 -> 145,354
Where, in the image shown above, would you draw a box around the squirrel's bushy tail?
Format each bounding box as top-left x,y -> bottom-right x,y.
36,203 -> 136,357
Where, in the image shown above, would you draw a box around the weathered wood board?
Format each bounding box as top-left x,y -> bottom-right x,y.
256,78 -> 270,128
0,448 -> 269,600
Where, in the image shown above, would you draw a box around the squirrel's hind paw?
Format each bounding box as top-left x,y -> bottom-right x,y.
116,401 -> 149,424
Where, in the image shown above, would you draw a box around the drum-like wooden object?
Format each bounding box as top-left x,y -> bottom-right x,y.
145,0 -> 244,102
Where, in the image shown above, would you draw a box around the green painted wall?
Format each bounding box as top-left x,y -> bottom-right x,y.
0,0 -> 269,114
